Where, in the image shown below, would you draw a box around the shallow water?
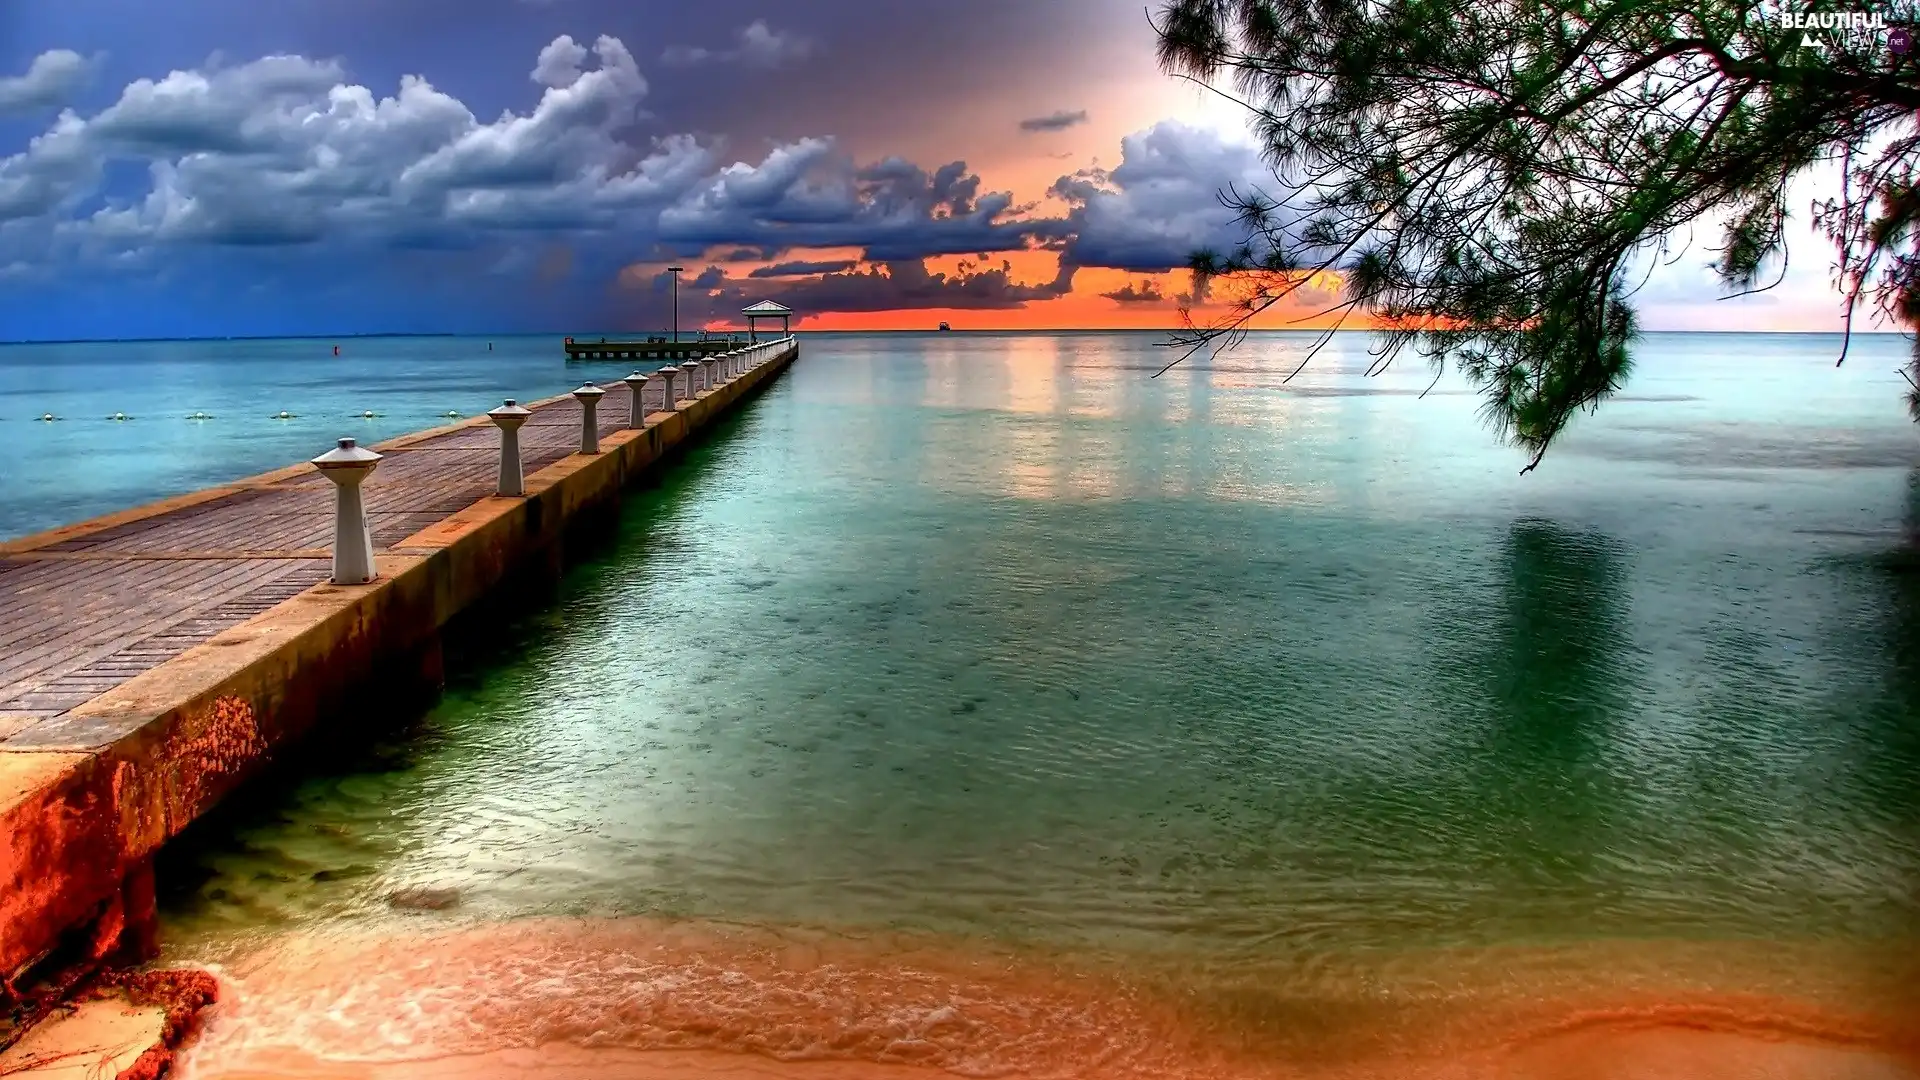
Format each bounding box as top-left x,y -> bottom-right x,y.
59,330 -> 1920,1075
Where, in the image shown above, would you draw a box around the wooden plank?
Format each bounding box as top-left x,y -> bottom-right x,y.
0,561 -> 328,730
0,559 -> 308,693
0,557 -> 238,655
0,558 -> 304,670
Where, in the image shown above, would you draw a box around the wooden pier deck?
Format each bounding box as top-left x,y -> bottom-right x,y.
0,339 -> 798,988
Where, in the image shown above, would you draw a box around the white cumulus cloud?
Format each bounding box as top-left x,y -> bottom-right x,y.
0,50 -> 93,114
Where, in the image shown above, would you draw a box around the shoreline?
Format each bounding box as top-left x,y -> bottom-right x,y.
161,914 -> 1920,1080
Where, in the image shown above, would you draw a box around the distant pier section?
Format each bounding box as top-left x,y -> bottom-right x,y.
568,300 -> 793,361
564,336 -> 742,361
0,308 -> 800,1005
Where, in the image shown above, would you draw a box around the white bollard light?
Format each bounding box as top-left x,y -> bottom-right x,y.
489,399 -> 531,496
574,382 -> 606,453
623,370 -> 650,428
311,437 -> 381,585
657,366 -> 679,407
680,360 -> 702,395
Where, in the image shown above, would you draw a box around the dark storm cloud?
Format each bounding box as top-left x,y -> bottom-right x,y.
1101,278 -> 1163,303
653,139 -> 1067,259
775,258 -> 1073,310
1019,109 -> 1087,132
676,257 -> 1076,321
1051,121 -> 1282,274
749,258 -> 857,277
708,245 -> 779,261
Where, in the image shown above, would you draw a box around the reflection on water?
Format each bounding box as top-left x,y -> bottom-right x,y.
148,332 -> 1920,1076
1483,522 -> 1632,888
1002,336 -> 1060,417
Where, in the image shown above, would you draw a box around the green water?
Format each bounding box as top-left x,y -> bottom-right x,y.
158,331 -> 1920,986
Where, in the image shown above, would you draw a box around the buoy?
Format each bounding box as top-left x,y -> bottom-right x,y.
361,410 -> 378,419
273,411 -> 295,420
107,412 -> 131,421
38,413 -> 56,422
443,410 -> 461,418
333,345 -> 340,356
186,411 -> 214,420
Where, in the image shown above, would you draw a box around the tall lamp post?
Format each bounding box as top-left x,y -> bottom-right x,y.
668,265 -> 684,343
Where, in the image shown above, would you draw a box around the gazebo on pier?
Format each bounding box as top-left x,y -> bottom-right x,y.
742,300 -> 792,343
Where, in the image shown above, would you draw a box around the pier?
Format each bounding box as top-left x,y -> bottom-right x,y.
564,336 -> 746,361
0,337 -> 799,993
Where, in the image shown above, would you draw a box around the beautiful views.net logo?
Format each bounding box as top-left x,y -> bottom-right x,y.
1769,8 -> 1911,53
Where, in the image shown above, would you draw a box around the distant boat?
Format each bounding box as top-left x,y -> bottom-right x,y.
938,322 -> 952,331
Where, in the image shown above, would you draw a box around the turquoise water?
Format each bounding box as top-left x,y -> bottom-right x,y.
27,330 -> 1920,1073
0,334 -> 650,540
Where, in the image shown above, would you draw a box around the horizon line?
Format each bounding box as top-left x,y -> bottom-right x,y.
0,327 -> 1912,346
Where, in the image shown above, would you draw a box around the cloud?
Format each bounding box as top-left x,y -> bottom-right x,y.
0,31 -> 1078,274
737,21 -> 814,66
661,20 -> 814,69
1051,120 -> 1280,273
0,111 -> 96,222
0,37 -> 682,255
531,35 -> 590,89
1101,278 -> 1164,304
658,46 -> 709,66
654,143 -> 1065,260
749,258 -> 858,277
676,257 -> 1074,319
0,50 -> 92,115
1019,109 -> 1087,133
711,245 -> 779,262
0,39 -> 1298,330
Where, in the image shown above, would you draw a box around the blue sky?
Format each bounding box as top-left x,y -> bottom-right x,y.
0,0 -> 1884,339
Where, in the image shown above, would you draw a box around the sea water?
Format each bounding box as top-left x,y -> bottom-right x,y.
8,331 -> 1920,1077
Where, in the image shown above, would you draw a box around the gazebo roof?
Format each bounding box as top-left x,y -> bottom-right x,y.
742,300 -> 793,315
